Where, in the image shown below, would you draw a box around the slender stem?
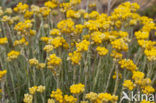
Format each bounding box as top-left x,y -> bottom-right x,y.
93,57 -> 102,90
113,65 -> 119,95
105,61 -> 115,92
73,67 -> 77,84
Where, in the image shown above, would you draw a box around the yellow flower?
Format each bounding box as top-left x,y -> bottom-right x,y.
66,10 -> 81,19
96,46 -> 108,56
135,31 -> 149,40
0,70 -> 7,80
5,8 -> 12,14
70,83 -> 85,94
112,72 -> 122,79
118,59 -> 138,71
44,1 -> 58,9
123,80 -> 135,90
51,37 -> 68,48
88,11 -> 99,19
47,54 -> 62,66
7,50 -> 20,61
51,89 -> 63,103
13,37 -> 28,46
37,85 -> 45,93
137,40 -> 156,50
80,101 -> 88,103
40,37 -> 52,44
91,31 -> 103,44
141,99 -> 154,103
144,47 -> 156,61
111,50 -> 123,60
24,10 -> 33,18
14,20 -> 33,36
57,19 -> 75,34
142,85 -> 155,94
70,0 -> 81,5
76,40 -> 90,52
68,51 -> 82,65
23,93 -> 33,103
64,95 -> 77,103
132,71 -> 145,85
14,2 -> 29,13
44,45 -> 54,53
1,16 -> 11,22
84,20 -> 99,31
0,37 -> 8,45
29,58 -> 39,66
50,29 -> 61,36
37,63 -> 46,69
74,24 -> 84,35
85,92 -> 98,101
29,86 -> 38,95
111,38 -> 128,51
48,99 -> 55,103
97,93 -> 118,102
40,7 -> 51,17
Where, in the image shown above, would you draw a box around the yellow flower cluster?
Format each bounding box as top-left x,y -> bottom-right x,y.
64,95 -> 77,103
74,24 -> 84,35
44,0 -> 58,9
23,93 -> 33,103
111,38 -> 128,51
51,37 -> 68,49
96,46 -> 108,56
29,86 -> 38,95
135,31 -> 149,40
112,71 -> 122,79
13,37 -> 28,46
76,40 -> 90,52
24,10 -> 33,19
14,2 -> 29,13
123,80 -> 135,90
118,59 -> 138,71
47,54 -> 62,68
132,71 -> 155,94
70,83 -> 85,94
7,50 -> 20,61
85,92 -> 118,103
111,50 -> 123,60
29,85 -> 45,94
50,29 -> 61,36
66,10 -> 81,19
40,37 -> 52,44
68,51 -> 82,65
0,37 -> 8,45
0,70 -> 7,80
51,89 -> 64,103
141,100 -> 155,103
29,58 -> 45,69
29,58 -> 39,66
43,45 -> 54,53
91,31 -> 103,44
24,85 -> 45,103
137,40 -> 156,50
57,19 -> 75,34
144,47 -> 156,61
40,7 -> 51,17
14,20 -> 33,36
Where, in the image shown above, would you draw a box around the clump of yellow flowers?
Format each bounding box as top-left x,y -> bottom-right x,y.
0,0 -> 155,103
7,50 -> 20,61
0,70 -> 7,80
70,83 -> 85,94
0,37 -> 8,45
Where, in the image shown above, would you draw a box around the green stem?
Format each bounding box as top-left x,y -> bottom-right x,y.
93,57 -> 102,90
